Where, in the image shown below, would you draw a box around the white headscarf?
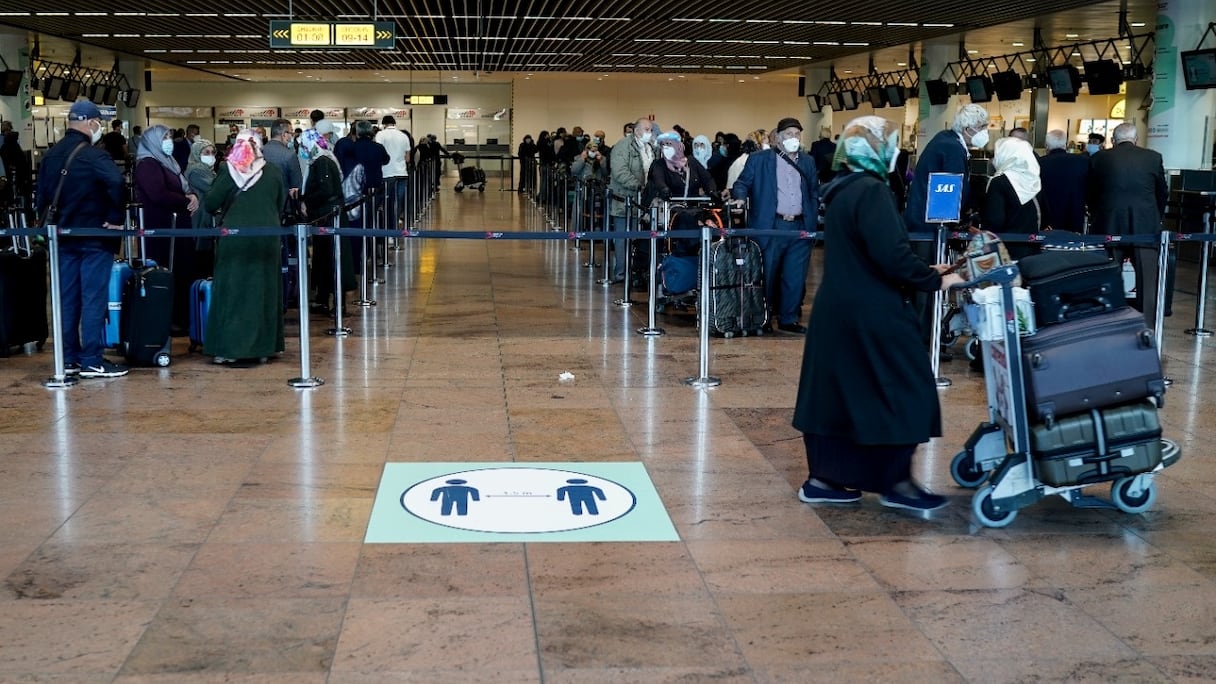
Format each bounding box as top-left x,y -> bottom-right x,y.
992,137 -> 1041,205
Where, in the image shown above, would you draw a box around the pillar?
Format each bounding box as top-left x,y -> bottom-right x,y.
1148,0 -> 1216,170
916,41 -> 959,156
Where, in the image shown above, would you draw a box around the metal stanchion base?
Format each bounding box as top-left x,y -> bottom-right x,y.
288,377 -> 325,388
637,326 -> 666,336
613,298 -> 635,307
354,299 -> 377,307
582,261 -> 601,268
596,278 -> 613,285
684,376 -> 722,388
935,377 -> 953,388
1164,376 -> 1174,387
326,327 -> 353,337
42,375 -> 78,388
1185,328 -> 1214,337
370,277 -> 385,284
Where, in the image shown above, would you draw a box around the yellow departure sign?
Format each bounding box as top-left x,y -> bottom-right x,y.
269,21 -> 395,50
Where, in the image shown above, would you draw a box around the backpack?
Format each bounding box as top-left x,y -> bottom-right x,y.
342,163 -> 365,220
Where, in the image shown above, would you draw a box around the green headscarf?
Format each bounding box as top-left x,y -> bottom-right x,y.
830,115 -> 900,178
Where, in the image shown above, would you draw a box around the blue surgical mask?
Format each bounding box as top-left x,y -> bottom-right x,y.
1086,143 -> 1100,155
161,139 -> 174,155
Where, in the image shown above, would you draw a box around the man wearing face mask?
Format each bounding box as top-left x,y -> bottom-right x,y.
36,99 -> 129,378
731,117 -> 820,334
1086,133 -> 1105,156
262,118 -> 302,205
902,103 -> 990,356
608,117 -> 657,285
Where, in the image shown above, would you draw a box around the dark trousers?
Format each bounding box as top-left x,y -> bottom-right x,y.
758,221 -> 812,325
804,433 -> 916,494
58,245 -> 112,367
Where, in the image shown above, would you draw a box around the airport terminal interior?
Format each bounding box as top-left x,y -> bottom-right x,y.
1,186 -> 1215,682
3,0 -> 1216,681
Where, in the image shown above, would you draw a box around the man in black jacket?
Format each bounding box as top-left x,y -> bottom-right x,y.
1087,122 -> 1169,323
1038,129 -> 1089,232
36,100 -> 128,378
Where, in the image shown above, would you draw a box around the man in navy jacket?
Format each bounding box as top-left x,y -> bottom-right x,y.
1038,129 -> 1090,232
732,117 -> 819,333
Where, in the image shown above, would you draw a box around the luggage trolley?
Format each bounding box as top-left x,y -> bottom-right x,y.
948,264 -> 1180,528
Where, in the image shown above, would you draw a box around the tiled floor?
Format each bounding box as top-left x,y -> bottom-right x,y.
2,184 -> 1216,683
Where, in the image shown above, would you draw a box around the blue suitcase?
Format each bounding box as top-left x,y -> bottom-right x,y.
105,257 -> 156,349
188,278 -> 211,352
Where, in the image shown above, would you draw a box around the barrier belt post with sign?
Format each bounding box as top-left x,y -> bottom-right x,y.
925,172 -> 965,389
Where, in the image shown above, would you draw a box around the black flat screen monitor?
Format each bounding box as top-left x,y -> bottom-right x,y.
840,90 -> 859,110
925,79 -> 950,105
120,88 -> 140,107
992,71 -> 1023,100
1083,59 -> 1124,95
1048,65 -> 1082,100
885,85 -> 906,107
45,76 -> 65,99
60,80 -> 81,102
829,91 -> 845,111
0,70 -> 21,96
101,87 -> 119,106
806,94 -> 822,113
966,75 -> 994,103
1181,48 -> 1216,90
866,86 -> 887,108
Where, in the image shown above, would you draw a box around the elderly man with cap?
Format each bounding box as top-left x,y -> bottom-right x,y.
35,99 -> 129,378
731,117 -> 819,333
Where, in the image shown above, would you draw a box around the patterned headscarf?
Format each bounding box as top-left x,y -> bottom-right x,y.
658,132 -> 687,174
831,115 -> 900,179
225,129 -> 266,190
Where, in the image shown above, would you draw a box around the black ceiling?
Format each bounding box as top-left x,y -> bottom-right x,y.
0,0 -> 1130,78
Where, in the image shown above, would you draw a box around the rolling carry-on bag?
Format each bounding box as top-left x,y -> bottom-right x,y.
1018,250 -> 1124,326
188,278 -> 212,352
706,237 -> 767,337
0,234 -> 49,356
1020,307 -> 1165,427
1030,400 -> 1163,487
122,264 -> 174,367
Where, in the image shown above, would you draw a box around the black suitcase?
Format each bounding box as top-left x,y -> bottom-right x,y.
1018,250 -> 1124,326
1021,307 -> 1164,426
705,237 -> 767,337
0,239 -> 49,356
122,265 -> 174,367
459,166 -> 486,186
1030,400 -> 1163,487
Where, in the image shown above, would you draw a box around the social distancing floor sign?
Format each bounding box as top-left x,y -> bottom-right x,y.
365,462 -> 680,543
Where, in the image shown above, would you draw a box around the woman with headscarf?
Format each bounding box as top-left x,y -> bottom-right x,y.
792,115 -> 963,512
983,136 -> 1042,259
135,123 -> 200,332
643,133 -> 716,256
203,129 -> 287,365
690,135 -> 712,169
185,137 -> 218,276
299,128 -> 354,314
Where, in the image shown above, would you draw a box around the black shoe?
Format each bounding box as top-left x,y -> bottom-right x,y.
938,349 -> 955,363
761,323 -> 773,334
778,322 -> 807,334
798,479 -> 862,504
880,482 -> 948,511
79,360 -> 129,378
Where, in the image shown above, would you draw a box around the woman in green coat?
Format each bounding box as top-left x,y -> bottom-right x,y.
203,129 -> 287,364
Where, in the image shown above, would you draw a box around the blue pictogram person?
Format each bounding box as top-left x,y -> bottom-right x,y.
430,479 -> 480,516
556,478 -> 606,515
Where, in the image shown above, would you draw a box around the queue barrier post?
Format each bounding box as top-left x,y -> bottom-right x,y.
326,213 -> 353,338
289,222 -> 324,388
684,219 -> 721,388
638,203 -> 665,337
41,222 -> 77,388
354,191 -> 377,308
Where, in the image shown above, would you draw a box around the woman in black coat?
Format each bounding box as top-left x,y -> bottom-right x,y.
792,116 -> 962,511
517,134 -> 538,193
983,136 -> 1042,259
643,134 -> 716,255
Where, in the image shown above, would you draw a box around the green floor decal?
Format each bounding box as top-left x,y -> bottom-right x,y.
366,462 -> 679,543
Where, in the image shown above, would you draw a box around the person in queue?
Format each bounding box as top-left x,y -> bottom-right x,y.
185,137 -> 218,277
731,117 -> 818,334
36,99 -> 128,378
299,128 -> 354,315
608,117 -> 657,285
902,103 -> 990,357
134,123 -> 199,334
983,136 -> 1042,259
794,115 -> 963,511
1037,129 -> 1090,233
203,129 -> 287,366
517,133 -> 538,193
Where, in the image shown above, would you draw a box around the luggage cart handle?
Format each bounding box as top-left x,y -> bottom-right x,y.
951,264 -> 1020,290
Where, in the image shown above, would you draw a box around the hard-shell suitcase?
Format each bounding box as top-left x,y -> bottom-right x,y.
0,236 -> 48,356
1030,400 -> 1163,486
459,166 -> 486,186
706,237 -> 767,337
122,266 -> 174,367
1018,250 -> 1124,326
188,278 -> 211,352
105,259 -> 156,348
1020,307 -> 1164,426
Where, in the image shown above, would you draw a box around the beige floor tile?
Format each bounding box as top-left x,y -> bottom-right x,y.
4,542 -> 197,601
351,544 -> 529,598
173,542 -> 361,599
686,538 -> 881,594
0,600 -> 160,675
845,536 -> 1031,591
207,498 -> 372,543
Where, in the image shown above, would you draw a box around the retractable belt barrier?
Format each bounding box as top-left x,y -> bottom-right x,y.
14,216 -> 1191,392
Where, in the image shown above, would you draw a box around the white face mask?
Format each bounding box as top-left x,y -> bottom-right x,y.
639,131 -> 653,144
662,146 -> 676,160
694,148 -> 711,165
781,137 -> 801,153
91,121 -> 104,144
161,139 -> 175,155
200,154 -> 216,166
761,142 -> 771,150
970,128 -> 990,149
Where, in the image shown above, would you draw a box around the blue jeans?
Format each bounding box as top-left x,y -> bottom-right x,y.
58,244 -> 113,367
383,176 -> 409,230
